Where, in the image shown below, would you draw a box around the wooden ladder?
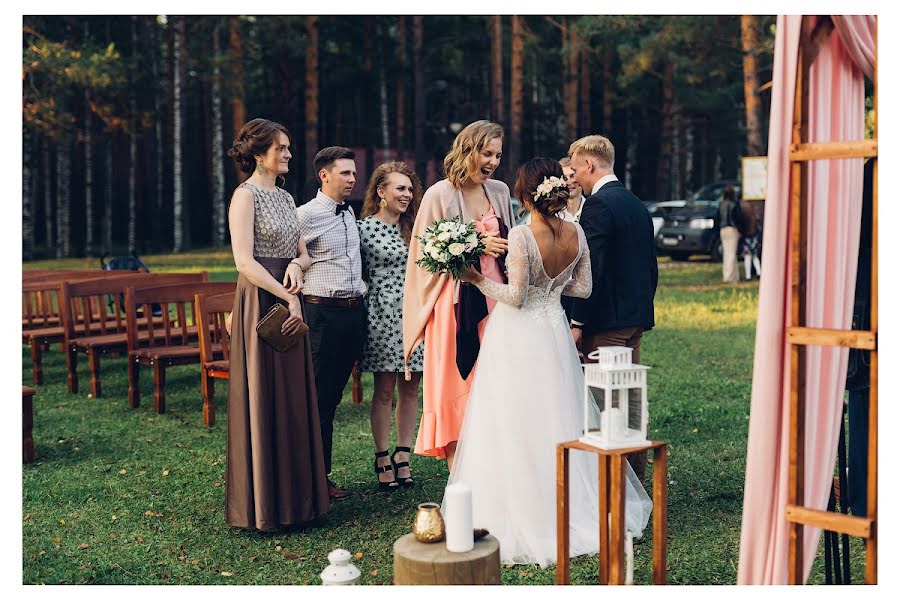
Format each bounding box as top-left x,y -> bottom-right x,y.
786,16 -> 877,584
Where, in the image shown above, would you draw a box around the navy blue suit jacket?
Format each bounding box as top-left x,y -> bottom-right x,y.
571,180 -> 658,335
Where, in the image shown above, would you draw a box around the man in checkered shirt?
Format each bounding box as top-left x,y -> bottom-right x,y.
296,146 -> 366,500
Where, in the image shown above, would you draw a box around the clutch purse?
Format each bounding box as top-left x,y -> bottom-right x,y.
255,303 -> 308,352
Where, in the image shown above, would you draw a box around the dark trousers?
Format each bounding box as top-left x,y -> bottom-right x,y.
305,302 -> 365,475
584,326 -> 648,481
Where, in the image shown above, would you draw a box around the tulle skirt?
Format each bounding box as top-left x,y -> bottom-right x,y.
445,300 -> 652,567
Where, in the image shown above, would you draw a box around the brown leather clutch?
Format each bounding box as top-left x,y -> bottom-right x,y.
255,303 -> 308,352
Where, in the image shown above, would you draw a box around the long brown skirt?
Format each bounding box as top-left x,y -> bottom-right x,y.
225,257 -> 329,530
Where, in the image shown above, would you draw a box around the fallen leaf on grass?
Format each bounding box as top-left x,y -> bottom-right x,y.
354,552 -> 364,559
79,544 -> 89,550
23,513 -> 30,521
135,537 -> 143,543
213,482 -> 222,487
283,551 -> 298,559
119,469 -> 127,475
691,428 -> 699,433
370,569 -> 378,577
162,470 -> 170,477
248,556 -> 257,562
221,572 -> 233,577
111,515 -> 117,520
53,537 -> 61,544
38,551 -> 46,556
59,519 -> 65,525
275,545 -> 283,551
191,559 -> 199,565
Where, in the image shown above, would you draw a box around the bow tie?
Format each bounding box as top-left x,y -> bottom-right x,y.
335,202 -> 351,216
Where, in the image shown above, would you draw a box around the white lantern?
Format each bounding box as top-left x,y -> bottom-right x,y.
580,347 -> 650,450
320,548 -> 361,585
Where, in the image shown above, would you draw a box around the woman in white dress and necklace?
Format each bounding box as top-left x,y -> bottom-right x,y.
449,157 -> 652,567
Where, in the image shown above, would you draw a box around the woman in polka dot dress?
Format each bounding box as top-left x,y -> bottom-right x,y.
358,162 -> 424,491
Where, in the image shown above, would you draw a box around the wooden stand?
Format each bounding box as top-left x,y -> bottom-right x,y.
393,532 -> 500,585
556,440 -> 667,585
23,386 -> 36,463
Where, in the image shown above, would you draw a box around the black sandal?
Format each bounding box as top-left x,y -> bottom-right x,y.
391,446 -> 414,488
374,450 -> 399,492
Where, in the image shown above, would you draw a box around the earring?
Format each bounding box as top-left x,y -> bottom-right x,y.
379,198 -> 388,209
255,161 -> 267,176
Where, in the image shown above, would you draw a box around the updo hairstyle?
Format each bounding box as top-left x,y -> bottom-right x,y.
513,157 -> 569,219
227,118 -> 291,174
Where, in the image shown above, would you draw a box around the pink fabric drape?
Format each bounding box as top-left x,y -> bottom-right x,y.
737,14 -> 872,584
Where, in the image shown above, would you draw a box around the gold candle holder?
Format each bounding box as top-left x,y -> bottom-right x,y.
412,502 -> 445,543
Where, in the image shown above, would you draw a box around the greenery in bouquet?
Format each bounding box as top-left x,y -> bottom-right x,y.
415,217 -> 486,280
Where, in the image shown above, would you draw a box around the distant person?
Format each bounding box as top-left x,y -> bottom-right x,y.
296,146 -> 366,501
740,206 -> 762,280
224,117 -> 328,530
568,134 -> 658,481
358,162 -> 425,491
718,186 -> 743,283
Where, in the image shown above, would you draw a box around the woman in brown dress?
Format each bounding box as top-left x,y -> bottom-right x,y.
225,118 -> 329,529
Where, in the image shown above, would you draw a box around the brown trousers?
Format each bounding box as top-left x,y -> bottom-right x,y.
583,326 -> 648,482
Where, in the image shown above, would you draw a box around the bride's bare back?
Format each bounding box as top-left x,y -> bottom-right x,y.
527,220 -> 581,279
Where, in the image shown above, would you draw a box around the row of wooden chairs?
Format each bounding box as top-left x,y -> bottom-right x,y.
23,269 -> 236,427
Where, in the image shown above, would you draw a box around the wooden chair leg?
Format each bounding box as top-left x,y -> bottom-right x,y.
128,358 -> 140,408
30,338 -> 43,385
66,346 -> 79,394
201,373 -> 215,427
153,363 -> 166,413
88,350 -> 102,397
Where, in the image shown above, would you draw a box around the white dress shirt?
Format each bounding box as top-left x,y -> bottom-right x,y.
590,174 -> 619,196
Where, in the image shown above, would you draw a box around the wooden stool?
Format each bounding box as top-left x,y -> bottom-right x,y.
556,440 -> 668,585
23,386 -> 36,463
393,533 -> 500,584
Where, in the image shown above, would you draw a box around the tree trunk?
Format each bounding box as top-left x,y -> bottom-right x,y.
128,16 -> 138,254
602,44 -> 614,134
740,15 -> 764,156
212,22 -> 226,246
395,16 -> 407,157
42,139 -> 53,252
563,18 -> 578,142
103,138 -> 113,254
304,16 -> 319,179
56,139 -> 71,258
379,47 -> 391,156
23,129 -> 33,261
656,61 -> 674,203
229,16 -> 247,184
508,15 -> 524,187
490,16 -> 505,126
412,16 -> 426,180
672,103 -> 683,200
172,16 -> 185,252
579,40 -> 591,134
150,16 -> 165,252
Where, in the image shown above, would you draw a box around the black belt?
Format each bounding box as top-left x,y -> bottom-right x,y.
303,295 -> 363,308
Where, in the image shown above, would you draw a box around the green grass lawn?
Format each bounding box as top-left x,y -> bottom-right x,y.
22,253 -> 865,584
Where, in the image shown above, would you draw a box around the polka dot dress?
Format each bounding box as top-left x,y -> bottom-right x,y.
358,217 -> 424,373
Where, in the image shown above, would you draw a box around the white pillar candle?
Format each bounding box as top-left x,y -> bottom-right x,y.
444,482 -> 474,552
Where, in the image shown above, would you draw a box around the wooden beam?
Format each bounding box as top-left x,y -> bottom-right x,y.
787,327 -> 876,350
785,505 -> 873,538
790,140 -> 878,161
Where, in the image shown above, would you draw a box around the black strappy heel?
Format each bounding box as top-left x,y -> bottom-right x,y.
391,446 -> 414,488
374,450 -> 399,492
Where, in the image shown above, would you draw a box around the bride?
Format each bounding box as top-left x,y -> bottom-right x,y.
447,157 -> 652,567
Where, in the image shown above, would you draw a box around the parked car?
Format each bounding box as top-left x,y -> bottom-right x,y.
647,200 -> 687,238
655,180 -> 741,262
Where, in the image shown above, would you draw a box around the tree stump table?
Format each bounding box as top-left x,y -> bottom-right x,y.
23,386 -> 36,463
393,533 -> 501,585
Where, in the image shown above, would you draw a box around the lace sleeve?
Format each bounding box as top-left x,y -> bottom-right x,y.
563,224 -> 592,298
474,226 -> 529,308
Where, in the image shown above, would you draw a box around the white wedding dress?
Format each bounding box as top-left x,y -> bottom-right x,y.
444,223 -> 652,567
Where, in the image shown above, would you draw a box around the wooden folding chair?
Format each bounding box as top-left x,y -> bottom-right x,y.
194,290 -> 236,427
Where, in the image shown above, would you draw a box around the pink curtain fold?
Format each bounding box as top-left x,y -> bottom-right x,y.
737,14 -> 871,584
831,15 -> 876,78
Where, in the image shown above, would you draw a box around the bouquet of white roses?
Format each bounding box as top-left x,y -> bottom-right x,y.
415,217 -> 486,280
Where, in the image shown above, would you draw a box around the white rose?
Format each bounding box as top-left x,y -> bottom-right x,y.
439,222 -> 453,232
430,247 -> 443,260
437,231 -> 451,242
424,242 -> 435,255
448,242 -> 465,256
455,223 -> 468,236
466,233 -> 478,245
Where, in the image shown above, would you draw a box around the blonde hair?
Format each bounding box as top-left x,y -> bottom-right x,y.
559,156 -> 572,168
568,135 -> 615,168
361,161 -> 423,245
442,120 -> 504,188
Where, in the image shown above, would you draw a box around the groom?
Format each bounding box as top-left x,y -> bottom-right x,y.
567,134 -> 658,481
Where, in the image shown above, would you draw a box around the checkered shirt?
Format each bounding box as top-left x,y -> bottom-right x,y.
296,190 -> 366,298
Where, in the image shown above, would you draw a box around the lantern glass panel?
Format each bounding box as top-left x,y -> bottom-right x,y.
627,387 -> 642,430
587,386 -> 604,434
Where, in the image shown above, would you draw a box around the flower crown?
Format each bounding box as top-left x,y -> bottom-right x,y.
532,176 -> 568,203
